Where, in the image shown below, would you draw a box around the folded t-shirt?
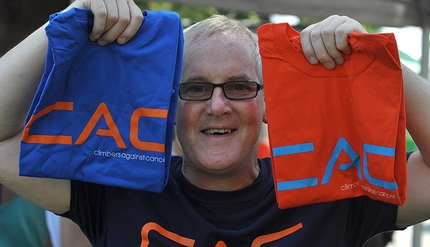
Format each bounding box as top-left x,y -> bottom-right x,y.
19,8 -> 183,192
258,23 -> 407,208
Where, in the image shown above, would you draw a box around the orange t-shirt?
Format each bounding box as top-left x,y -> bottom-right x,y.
258,23 -> 407,209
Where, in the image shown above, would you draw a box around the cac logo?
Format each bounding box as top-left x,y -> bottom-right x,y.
140,222 -> 303,246
22,101 -> 168,152
273,137 -> 398,191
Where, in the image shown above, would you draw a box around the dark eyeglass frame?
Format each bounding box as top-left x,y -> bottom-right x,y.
179,80 -> 264,101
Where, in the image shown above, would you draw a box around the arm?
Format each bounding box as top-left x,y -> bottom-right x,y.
0,23 -> 69,214
60,217 -> 92,247
300,15 -> 430,228
395,65 -> 430,228
0,0 -> 143,214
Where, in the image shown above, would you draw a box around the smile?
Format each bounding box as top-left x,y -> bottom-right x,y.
202,129 -> 235,135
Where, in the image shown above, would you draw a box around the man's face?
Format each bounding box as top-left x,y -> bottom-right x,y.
176,31 -> 266,185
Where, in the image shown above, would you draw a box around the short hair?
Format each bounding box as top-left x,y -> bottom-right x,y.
183,15 -> 263,84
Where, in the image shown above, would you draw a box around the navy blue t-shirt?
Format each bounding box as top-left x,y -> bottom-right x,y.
62,156 -> 400,246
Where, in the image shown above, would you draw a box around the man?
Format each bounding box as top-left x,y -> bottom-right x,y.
0,0 -> 430,246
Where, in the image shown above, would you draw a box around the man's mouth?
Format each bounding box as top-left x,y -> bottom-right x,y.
202,129 -> 235,135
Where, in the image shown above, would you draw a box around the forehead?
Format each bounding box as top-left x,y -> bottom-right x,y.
182,31 -> 257,82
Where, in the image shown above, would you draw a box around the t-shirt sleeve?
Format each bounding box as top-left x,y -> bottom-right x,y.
60,180 -> 107,245
347,152 -> 413,243
349,152 -> 414,246
349,195 -> 400,246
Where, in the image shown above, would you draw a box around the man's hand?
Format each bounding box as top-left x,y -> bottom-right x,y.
68,0 -> 144,46
300,15 -> 367,69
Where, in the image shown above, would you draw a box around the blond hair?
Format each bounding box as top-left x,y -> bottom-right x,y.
183,15 -> 262,84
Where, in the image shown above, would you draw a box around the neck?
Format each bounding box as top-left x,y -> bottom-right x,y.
181,160 -> 260,191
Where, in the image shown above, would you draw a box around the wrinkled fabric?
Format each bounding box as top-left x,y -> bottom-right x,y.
258,22 -> 406,209
19,8 -> 183,192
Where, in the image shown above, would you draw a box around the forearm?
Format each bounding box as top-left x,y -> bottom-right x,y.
403,64 -> 430,163
0,131 -> 71,214
0,23 -> 73,215
0,23 -> 48,140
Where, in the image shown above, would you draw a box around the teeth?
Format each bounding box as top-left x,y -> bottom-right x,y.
204,129 -> 232,134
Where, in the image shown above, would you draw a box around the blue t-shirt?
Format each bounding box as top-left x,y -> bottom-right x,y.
62,157 -> 400,247
19,8 -> 183,192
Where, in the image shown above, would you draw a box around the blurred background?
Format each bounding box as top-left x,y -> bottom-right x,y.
0,0 -> 428,246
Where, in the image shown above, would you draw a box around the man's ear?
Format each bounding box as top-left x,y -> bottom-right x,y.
263,111 -> 268,124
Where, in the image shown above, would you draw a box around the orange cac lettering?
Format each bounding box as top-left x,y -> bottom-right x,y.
215,241 -> 227,247
75,103 -> 126,148
251,223 -> 303,246
22,102 -> 74,144
130,108 -> 168,152
22,101 -> 169,152
141,222 -> 195,247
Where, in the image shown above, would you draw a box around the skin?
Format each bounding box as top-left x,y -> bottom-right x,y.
0,0 -> 144,215
0,0 -> 429,233
177,31 -> 266,191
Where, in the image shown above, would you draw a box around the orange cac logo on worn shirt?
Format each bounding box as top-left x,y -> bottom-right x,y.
22,102 -> 168,152
140,222 -> 303,246
258,23 -> 407,209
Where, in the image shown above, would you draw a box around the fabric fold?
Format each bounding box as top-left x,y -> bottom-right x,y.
258,22 -> 407,209
19,8 -> 184,192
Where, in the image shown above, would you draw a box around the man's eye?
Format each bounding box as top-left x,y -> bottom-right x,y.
230,82 -> 251,91
190,85 -> 205,92
232,84 -> 246,91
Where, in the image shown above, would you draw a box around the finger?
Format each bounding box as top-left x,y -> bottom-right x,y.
302,22 -> 337,69
95,0 -> 124,45
96,0 -> 142,46
300,23 -> 320,65
319,16 -> 368,66
301,15 -> 367,69
333,17 -> 367,55
89,0 -> 110,42
116,0 -> 144,44
320,25 -> 345,66
315,15 -> 352,68
333,27 -> 351,56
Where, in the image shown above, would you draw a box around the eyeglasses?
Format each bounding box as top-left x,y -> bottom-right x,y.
179,81 -> 264,101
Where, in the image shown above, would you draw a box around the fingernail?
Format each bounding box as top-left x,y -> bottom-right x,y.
93,32 -> 101,40
324,62 -> 335,69
98,40 -> 108,46
308,56 -> 318,64
335,58 -> 343,65
118,37 -> 128,45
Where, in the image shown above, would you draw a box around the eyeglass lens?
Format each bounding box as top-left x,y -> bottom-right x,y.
179,81 -> 262,101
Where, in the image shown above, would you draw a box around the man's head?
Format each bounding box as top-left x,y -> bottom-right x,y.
175,15 -> 266,190
183,15 -> 263,84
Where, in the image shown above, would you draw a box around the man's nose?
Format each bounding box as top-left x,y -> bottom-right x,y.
206,87 -> 231,116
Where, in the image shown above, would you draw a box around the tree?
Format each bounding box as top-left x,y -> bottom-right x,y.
136,1 -> 263,28
0,0 -> 69,55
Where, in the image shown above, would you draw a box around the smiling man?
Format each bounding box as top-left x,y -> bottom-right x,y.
1,0 -> 430,246
177,28 -> 266,191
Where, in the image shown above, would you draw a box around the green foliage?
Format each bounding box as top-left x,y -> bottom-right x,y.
135,1 -> 261,27
135,1 -> 377,31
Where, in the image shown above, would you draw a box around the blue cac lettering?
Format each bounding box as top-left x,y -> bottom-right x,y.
272,142 -> 318,190
363,144 -> 398,190
321,137 -> 361,184
273,137 -> 398,191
